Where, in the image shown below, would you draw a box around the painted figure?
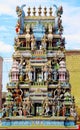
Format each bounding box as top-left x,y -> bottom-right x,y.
16,4 -> 26,34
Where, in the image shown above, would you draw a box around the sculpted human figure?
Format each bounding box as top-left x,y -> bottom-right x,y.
22,102 -> 27,116
19,58 -> 26,81
16,5 -> 26,34
25,97 -> 32,115
53,5 -> 63,17
43,65 -> 48,83
62,103 -> 66,116
31,35 -> 36,50
43,98 -> 50,115
25,27 -> 31,48
41,35 -> 47,50
25,73 -> 30,82
48,25 -> 53,47
14,84 -> 23,105
52,104 -> 56,116
18,107 -> 22,116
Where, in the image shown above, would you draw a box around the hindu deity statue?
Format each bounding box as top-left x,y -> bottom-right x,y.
24,97 -> 33,115
31,35 -> 36,50
48,25 -> 53,47
13,84 -> 23,105
41,35 -> 47,50
15,4 -> 26,34
42,98 -> 50,116
25,26 -> 31,48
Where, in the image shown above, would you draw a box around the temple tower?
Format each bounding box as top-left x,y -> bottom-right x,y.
2,4 -> 77,127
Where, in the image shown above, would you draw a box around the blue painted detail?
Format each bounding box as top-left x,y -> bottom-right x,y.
64,120 -> 75,126
0,112 -> 2,117
61,82 -> 70,88
32,120 -> 43,125
11,120 -> 32,126
43,120 -> 64,126
33,21 -> 45,41
2,120 -> 11,126
2,119 -> 76,126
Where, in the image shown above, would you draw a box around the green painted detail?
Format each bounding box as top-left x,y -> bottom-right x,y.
30,85 -> 47,88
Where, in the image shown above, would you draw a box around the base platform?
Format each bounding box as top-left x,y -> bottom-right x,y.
1,116 -> 76,127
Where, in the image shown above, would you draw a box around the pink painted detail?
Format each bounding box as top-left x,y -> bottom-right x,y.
11,61 -> 19,82
58,60 -> 66,82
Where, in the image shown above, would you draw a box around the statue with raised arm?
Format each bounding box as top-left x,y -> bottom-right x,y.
53,5 -> 63,34
16,4 -> 26,34
53,5 -> 63,17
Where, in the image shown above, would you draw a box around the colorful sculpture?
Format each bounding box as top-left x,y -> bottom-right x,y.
3,4 -> 77,127
16,4 -> 26,34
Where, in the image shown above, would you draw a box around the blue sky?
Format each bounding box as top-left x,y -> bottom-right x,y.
0,0 -> 80,91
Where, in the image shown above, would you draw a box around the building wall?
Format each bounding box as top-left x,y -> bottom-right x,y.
0,57 -> 3,108
66,50 -> 80,109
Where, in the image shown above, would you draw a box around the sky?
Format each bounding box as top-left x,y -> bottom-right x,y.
0,0 -> 80,91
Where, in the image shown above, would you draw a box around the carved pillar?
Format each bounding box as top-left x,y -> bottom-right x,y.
38,6 -> 42,16
44,7 -> 47,16
27,7 -> 31,16
34,68 -> 35,81
42,71 -> 43,80
49,7 -> 52,16
33,7 -> 36,16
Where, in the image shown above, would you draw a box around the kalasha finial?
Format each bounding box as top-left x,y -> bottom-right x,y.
33,7 -> 36,16
38,6 -> 42,16
27,7 -> 31,16
44,7 -> 47,16
49,7 -> 52,16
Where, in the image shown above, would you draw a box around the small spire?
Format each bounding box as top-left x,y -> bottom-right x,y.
38,6 -> 42,16
49,7 -> 52,16
27,7 -> 31,16
33,7 -> 36,16
44,7 -> 47,16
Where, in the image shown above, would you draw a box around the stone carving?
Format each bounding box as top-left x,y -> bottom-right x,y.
16,4 -> 26,34
16,5 -> 26,34
41,35 -> 47,50
25,26 -> 31,48
43,98 -> 50,115
31,35 -> 36,50
53,5 -> 63,17
48,25 -> 53,47
24,97 -> 33,115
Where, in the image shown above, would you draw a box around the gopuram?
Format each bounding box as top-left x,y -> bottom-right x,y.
2,4 -> 77,127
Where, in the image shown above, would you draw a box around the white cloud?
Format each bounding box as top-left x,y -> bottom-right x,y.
0,0 -> 80,49
61,4 -> 80,49
0,41 -> 13,53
